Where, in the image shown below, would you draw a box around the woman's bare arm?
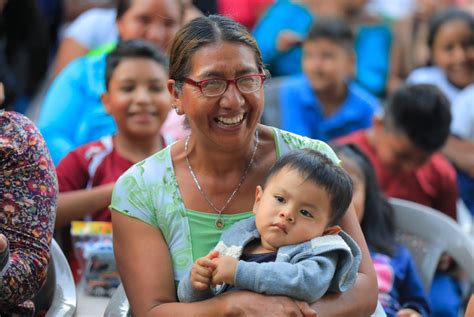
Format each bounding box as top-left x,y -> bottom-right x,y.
112,211 -> 315,317
312,204 -> 378,317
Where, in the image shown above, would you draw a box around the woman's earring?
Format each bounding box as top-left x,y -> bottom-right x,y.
171,104 -> 182,115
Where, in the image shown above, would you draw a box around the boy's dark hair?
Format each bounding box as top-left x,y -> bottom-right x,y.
332,144 -> 396,256
383,84 -> 451,153
264,149 -> 353,226
428,8 -> 474,52
105,39 -> 169,89
305,17 -> 354,51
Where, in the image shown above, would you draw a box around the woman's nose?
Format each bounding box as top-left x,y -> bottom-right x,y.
220,82 -> 245,109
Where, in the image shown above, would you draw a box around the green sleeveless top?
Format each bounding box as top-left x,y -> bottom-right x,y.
110,127 -> 339,283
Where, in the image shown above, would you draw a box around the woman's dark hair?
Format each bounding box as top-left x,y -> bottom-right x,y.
116,0 -> 185,21
0,0 -> 50,109
115,0 -> 185,20
168,15 -> 267,89
332,143 -> 396,256
264,149 -> 353,226
427,8 -> 474,53
306,16 -> 354,52
105,39 -> 169,89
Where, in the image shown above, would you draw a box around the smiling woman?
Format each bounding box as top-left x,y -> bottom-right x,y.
110,15 -> 379,317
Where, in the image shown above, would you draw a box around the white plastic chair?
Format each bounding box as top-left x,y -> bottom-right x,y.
33,239 -> 77,316
389,197 -> 474,293
104,283 -> 130,317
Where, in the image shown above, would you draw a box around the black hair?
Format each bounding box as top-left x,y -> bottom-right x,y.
383,84 -> 451,153
305,16 -> 354,51
427,7 -> 474,52
116,0 -> 185,21
169,15 -> 267,88
264,149 -> 353,226
332,144 -> 396,256
105,39 -> 169,89
0,0 -> 50,109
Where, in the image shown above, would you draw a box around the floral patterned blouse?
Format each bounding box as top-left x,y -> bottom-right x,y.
0,110 -> 58,315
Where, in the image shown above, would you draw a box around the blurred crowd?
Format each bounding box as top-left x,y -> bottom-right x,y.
1,0 -> 473,316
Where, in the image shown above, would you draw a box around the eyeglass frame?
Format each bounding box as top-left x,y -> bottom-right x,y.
182,73 -> 267,97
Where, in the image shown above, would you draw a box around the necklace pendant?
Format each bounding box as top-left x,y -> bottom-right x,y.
215,217 -> 225,230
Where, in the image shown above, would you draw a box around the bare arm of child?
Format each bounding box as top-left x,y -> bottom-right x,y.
56,183 -> 115,228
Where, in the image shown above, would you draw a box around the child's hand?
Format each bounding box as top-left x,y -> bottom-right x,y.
190,251 -> 219,291
396,308 -> 421,317
277,30 -> 303,53
211,255 -> 238,286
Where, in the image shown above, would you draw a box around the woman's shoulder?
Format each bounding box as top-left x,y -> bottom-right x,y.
117,145 -> 174,182
1,111 -> 51,169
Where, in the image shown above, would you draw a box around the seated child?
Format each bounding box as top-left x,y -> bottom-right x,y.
280,16 -> 379,142
333,143 -> 430,317
178,149 -> 361,303
55,39 -> 173,279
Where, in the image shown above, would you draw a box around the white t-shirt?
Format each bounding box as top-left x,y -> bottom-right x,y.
451,84 -> 474,140
407,66 -> 462,105
63,8 -> 118,49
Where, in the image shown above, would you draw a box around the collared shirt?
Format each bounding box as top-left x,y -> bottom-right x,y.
281,74 -> 379,142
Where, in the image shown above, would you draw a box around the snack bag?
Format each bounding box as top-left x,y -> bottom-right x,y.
71,221 -> 120,297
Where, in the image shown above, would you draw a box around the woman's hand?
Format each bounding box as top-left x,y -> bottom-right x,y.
220,291 -> 317,317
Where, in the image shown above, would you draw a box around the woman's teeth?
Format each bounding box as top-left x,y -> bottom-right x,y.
217,114 -> 244,125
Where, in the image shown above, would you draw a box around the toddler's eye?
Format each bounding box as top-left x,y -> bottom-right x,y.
299,209 -> 313,218
275,196 -> 285,203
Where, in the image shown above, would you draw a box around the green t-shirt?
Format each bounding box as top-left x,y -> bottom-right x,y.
110,127 -> 339,283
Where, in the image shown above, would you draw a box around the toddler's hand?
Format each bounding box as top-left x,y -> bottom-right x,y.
211,255 -> 238,286
190,250 -> 218,291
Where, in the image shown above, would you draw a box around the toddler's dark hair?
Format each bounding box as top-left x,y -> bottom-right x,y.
264,149 -> 353,225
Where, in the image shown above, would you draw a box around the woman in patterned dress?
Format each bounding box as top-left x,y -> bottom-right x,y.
0,89 -> 58,315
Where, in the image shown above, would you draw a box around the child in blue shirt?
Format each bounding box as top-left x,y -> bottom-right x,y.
178,149 -> 361,303
280,17 -> 379,142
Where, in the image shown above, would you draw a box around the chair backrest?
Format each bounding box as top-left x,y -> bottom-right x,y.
104,283 -> 130,317
389,198 -> 474,293
33,239 -> 77,316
